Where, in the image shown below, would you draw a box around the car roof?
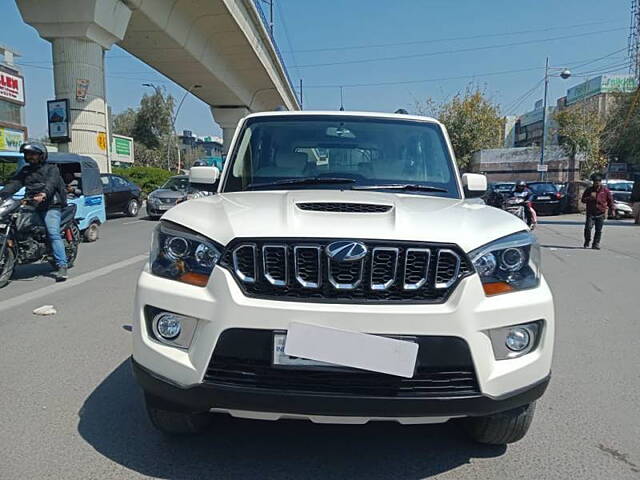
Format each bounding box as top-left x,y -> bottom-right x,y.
243,110 -> 442,126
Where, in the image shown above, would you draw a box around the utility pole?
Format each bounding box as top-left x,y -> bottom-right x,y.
539,58 -> 550,182
630,0 -> 640,83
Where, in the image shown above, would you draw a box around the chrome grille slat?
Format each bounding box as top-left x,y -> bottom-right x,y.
221,239 -> 472,303
262,245 -> 287,286
435,249 -> 461,289
294,246 -> 321,288
403,248 -> 431,290
371,247 -> 399,291
232,244 -> 257,283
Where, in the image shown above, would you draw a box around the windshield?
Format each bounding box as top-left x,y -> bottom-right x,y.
222,115 -> 460,198
162,177 -> 189,190
529,183 -> 558,194
607,182 -> 633,192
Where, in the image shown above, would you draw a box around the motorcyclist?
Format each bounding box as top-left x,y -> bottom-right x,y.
507,180 -> 537,228
0,142 -> 69,280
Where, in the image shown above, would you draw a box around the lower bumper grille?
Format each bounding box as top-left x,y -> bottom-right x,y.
204,329 -> 480,398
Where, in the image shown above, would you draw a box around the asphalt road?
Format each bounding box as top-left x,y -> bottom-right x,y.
0,213 -> 639,480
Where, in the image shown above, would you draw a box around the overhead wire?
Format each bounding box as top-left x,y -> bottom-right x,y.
281,19 -> 621,54
290,27 -> 626,69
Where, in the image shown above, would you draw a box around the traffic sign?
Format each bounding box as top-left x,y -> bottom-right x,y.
537,164 -> 548,172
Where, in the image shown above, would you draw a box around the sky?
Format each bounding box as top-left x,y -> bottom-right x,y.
0,0 -> 632,140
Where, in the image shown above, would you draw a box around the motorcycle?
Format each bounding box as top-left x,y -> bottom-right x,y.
0,197 -> 80,288
502,193 -> 536,229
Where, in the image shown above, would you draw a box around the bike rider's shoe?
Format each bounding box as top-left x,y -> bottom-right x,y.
55,266 -> 68,282
592,244 -> 601,250
583,241 -> 590,249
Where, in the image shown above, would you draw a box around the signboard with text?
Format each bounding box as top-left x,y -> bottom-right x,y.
111,134 -> 134,163
566,75 -> 638,105
0,126 -> 25,151
47,99 -> 70,143
0,70 -> 25,104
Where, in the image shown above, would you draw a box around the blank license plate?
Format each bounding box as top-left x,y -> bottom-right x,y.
276,322 -> 419,378
536,196 -> 550,200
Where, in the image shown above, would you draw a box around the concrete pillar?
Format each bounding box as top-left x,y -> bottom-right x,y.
211,106 -> 250,154
16,0 -> 133,172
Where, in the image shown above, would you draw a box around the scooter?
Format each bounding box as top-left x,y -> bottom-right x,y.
0,197 -> 80,288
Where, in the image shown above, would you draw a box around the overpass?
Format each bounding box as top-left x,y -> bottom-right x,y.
16,0 -> 300,171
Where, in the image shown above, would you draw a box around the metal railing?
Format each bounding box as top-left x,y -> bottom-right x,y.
252,0 -> 297,102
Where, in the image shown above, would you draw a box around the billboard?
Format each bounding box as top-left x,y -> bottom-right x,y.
47,99 -> 70,142
566,75 -> 637,106
0,71 -> 25,104
111,134 -> 134,163
0,126 -> 25,151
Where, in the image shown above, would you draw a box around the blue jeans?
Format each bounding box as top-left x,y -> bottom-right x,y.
40,209 -> 67,268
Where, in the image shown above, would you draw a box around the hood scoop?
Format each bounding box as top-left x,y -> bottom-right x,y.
296,202 -> 392,213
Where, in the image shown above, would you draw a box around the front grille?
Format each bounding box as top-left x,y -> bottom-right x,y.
204,329 -> 480,398
220,238 -> 473,304
297,202 -> 392,213
159,197 -> 178,204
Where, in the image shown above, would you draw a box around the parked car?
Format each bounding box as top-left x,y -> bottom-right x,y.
483,182 -> 514,208
146,175 -> 189,219
612,191 -> 633,219
605,180 -> 633,192
132,110 -> 555,446
527,182 -> 563,215
100,173 -> 141,217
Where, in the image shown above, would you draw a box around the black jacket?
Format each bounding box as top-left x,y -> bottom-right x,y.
0,162 -> 67,209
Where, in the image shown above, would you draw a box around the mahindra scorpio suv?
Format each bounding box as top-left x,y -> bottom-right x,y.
132,111 -> 554,445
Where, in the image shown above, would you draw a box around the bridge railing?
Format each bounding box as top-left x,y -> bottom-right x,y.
252,0 -> 297,100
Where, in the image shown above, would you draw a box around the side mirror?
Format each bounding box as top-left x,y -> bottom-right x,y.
189,166 -> 220,192
461,173 -> 487,198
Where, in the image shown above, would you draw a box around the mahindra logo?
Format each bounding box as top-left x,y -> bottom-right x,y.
326,241 -> 367,262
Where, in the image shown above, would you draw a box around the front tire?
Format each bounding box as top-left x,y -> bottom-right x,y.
144,395 -> 212,435
65,224 -> 80,268
463,402 -> 536,445
0,247 -> 16,289
126,199 -> 139,217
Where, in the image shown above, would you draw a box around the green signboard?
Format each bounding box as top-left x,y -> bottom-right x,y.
566,75 -> 637,105
114,136 -> 131,155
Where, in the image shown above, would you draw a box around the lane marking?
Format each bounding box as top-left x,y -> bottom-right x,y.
0,254 -> 148,314
123,220 -> 145,225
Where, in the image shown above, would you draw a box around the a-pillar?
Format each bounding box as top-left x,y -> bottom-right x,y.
211,106 -> 250,154
16,0 -> 133,172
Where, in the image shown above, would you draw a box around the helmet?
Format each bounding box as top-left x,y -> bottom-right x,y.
515,180 -> 527,190
19,142 -> 48,163
590,173 -> 603,182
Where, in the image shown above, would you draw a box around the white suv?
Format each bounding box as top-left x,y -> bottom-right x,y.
132,111 -> 554,445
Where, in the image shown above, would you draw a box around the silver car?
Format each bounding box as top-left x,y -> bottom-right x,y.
146,175 -> 189,220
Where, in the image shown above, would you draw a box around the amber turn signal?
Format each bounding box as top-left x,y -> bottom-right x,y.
179,272 -> 209,287
482,281 -> 514,296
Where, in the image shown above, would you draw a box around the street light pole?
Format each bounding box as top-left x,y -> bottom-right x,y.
169,84 -> 201,173
539,57 -> 550,182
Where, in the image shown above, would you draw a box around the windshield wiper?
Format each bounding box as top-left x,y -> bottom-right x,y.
246,177 -> 356,189
351,184 -> 449,193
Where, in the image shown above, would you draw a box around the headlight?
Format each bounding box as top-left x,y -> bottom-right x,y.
150,221 -> 223,286
470,231 -> 540,296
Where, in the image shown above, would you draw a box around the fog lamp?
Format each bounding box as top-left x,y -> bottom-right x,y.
153,313 -> 182,340
505,327 -> 531,352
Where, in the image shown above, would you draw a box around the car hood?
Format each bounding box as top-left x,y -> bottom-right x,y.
162,190 -> 527,253
149,189 -> 185,199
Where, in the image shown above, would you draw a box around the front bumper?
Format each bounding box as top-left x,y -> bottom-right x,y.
133,358 -> 550,417
132,265 -> 555,418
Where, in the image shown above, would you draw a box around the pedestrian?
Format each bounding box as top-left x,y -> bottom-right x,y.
581,173 -> 614,250
631,176 -> 640,225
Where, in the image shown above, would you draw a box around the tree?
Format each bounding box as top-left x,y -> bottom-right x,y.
111,86 -> 175,169
555,104 -> 607,178
415,86 -> 503,170
602,89 -> 640,167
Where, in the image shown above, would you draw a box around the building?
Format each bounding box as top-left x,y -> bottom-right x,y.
0,45 -> 26,154
470,146 -> 578,183
504,100 -> 558,149
558,74 -> 637,116
178,130 -> 223,158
